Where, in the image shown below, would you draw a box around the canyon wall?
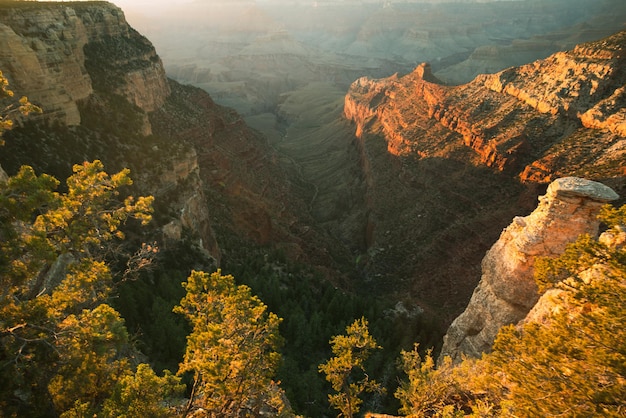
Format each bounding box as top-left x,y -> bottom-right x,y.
345,31 -> 626,181
0,2 -> 169,129
2,1 -> 625,336
0,2 -> 217,260
341,31 -> 626,321
0,1 -> 348,275
439,177 -> 619,363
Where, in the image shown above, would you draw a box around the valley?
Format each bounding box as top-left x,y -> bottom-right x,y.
122,0 -> 626,318
0,0 -> 625,416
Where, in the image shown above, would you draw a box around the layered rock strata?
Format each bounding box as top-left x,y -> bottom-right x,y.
345,31 -> 626,182
439,177 -> 619,363
0,3 -> 213,258
0,2 -> 169,127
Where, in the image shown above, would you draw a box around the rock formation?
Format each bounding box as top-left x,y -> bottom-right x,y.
116,0 -> 626,321
337,30 -> 626,321
345,30 -> 626,181
439,177 -> 619,363
1,1 -> 625,354
0,2 -> 169,130
0,2 -> 211,259
0,2 -> 347,274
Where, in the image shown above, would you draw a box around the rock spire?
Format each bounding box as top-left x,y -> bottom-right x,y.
439,177 -> 619,363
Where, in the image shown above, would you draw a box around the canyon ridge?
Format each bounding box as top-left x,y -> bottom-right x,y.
0,0 -> 625,415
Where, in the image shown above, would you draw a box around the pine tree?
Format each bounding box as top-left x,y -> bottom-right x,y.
319,317 -> 384,418
0,159 -> 181,416
175,270 -> 288,417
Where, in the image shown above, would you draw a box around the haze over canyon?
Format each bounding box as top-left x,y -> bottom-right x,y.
0,0 -> 625,415
116,0 -> 626,315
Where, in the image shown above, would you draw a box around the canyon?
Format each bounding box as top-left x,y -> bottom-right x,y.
120,0 -> 626,318
0,1 -> 345,276
0,1 -> 625,415
342,28 -> 625,321
0,0 -> 625,369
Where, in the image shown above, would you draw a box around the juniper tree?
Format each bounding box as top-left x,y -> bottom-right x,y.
319,317 -> 384,418
175,270 -> 288,417
0,159 -> 182,416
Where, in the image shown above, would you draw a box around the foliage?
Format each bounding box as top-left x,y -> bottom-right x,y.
319,317 -> 384,418
489,203 -> 626,416
0,160 -> 153,295
393,204 -> 626,417
222,246 -> 437,416
0,160 -> 182,417
0,69 -> 40,144
101,363 -> 185,418
395,346 -> 462,417
175,270 -> 289,417
598,203 -> 626,229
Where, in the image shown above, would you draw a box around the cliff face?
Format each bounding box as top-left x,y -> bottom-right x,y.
345,31 -> 626,181
339,31 -> 626,322
439,177 -> 620,363
0,2 -> 169,129
0,2 -> 212,259
0,2 -> 344,274
149,80 -> 345,269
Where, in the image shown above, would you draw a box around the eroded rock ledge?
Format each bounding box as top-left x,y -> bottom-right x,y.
439,177 -> 619,364
344,31 -> 626,182
0,2 -> 169,128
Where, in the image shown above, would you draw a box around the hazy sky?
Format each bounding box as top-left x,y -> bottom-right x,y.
111,0 -> 195,9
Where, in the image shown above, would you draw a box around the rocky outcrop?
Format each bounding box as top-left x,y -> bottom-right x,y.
151,146 -> 220,263
579,86 -> 626,136
0,3 -> 217,262
482,35 -> 625,122
0,6 -> 92,125
439,177 -> 619,363
522,223 -> 625,332
0,2 -> 169,127
344,31 -> 626,182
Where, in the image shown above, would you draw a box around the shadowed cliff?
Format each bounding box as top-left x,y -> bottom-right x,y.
343,32 -> 626,325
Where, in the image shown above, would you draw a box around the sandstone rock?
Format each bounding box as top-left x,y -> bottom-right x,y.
0,3 -> 169,128
0,17 -> 91,125
162,220 -> 183,242
158,148 -> 199,188
345,31 -> 626,182
599,225 -> 626,251
179,182 -> 221,264
579,86 -> 626,136
151,144 -> 220,263
439,177 -> 619,364
523,225 -> 626,328
122,62 -> 170,113
521,287 -> 568,326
